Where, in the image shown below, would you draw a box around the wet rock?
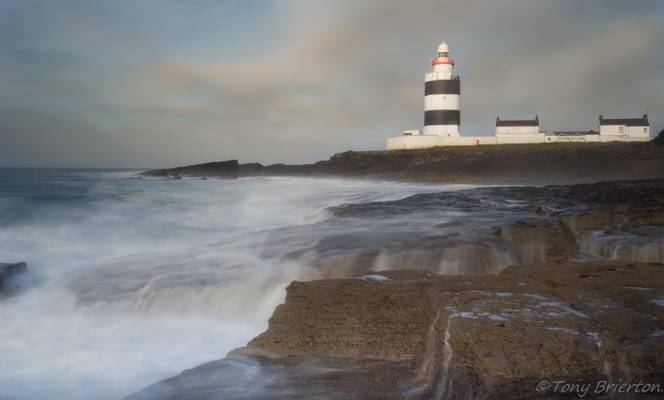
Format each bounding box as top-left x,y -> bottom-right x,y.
321,178 -> 664,270
124,178 -> 664,398
287,234 -> 511,279
500,219 -> 578,264
578,229 -> 664,263
247,278 -> 434,362
127,261 -> 664,399
124,354 -> 428,400
0,262 -> 27,295
562,210 -> 623,234
266,262 -> 664,398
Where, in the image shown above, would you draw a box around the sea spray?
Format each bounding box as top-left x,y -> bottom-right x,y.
0,170 -> 444,400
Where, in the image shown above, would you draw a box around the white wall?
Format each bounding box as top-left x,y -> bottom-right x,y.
387,135 -> 496,150
600,125 -> 650,138
547,135 -> 588,142
627,125 -> 649,137
387,132 -> 651,150
592,135 -> 650,143
600,125 -> 627,136
495,132 -> 546,144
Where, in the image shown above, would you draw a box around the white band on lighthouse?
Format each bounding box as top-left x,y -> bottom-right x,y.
424,94 -> 460,111
423,41 -> 460,137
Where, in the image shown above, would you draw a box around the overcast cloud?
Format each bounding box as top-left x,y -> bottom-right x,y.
1,0 -> 662,168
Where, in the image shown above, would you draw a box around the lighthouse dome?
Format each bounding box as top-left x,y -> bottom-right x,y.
437,41 -> 449,53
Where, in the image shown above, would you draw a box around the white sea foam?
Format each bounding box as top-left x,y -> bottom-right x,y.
0,172 -> 446,400
357,274 -> 391,282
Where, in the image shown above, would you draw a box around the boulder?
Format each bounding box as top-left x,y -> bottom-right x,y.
0,261 -> 27,295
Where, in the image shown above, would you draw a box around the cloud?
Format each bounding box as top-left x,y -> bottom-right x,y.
0,0 -> 662,167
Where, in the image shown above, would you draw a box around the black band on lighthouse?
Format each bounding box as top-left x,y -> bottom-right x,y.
424,79 -> 460,95
424,110 -> 460,125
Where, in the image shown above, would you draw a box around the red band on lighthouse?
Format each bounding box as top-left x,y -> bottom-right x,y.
432,58 -> 455,66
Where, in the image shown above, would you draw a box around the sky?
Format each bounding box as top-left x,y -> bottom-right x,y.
1,0 -> 663,168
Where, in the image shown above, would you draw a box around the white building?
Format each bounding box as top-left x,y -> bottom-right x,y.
386,41 -> 653,150
494,115 -> 546,144
496,115 -> 539,135
599,115 -> 650,139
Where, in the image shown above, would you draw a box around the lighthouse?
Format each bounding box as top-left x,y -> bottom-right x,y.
386,40 -> 652,150
423,41 -> 460,136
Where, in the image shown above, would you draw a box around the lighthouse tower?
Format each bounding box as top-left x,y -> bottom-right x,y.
423,41 -> 460,136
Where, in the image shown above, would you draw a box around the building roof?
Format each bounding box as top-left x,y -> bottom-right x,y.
496,115 -> 539,127
599,114 -> 648,126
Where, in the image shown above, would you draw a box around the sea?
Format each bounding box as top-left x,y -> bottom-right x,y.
0,168 -> 461,400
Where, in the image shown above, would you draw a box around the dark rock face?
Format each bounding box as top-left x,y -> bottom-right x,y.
322,142 -> 664,184
238,162 -> 322,177
654,128 -> 664,145
141,160 -> 239,178
0,262 -> 27,295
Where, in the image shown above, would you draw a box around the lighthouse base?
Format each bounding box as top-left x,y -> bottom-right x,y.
423,125 -> 459,136
387,135 -> 492,150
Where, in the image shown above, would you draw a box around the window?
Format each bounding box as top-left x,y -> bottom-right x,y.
618,126 -> 624,134
644,127 -> 648,133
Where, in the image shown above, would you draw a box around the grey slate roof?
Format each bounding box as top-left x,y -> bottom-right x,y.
599,114 -> 648,126
496,115 -> 539,127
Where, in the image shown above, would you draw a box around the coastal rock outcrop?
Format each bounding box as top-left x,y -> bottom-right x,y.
141,160 -> 239,179
141,142 -> 664,184
127,261 -> 664,399
123,178 -> 664,399
286,179 -> 664,279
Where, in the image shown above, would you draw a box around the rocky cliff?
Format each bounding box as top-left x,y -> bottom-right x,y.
141,142 -> 664,185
